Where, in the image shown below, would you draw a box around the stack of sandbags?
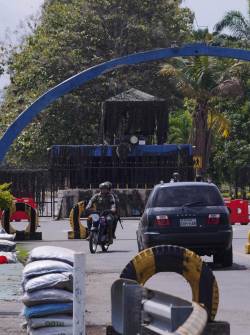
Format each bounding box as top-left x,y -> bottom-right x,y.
22,246 -> 74,335
0,228 -> 17,264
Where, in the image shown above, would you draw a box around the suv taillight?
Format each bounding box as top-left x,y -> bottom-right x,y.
207,214 -> 220,224
155,215 -> 171,226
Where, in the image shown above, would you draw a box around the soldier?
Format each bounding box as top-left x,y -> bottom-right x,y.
195,175 -> 203,182
170,172 -> 181,183
86,182 -> 118,238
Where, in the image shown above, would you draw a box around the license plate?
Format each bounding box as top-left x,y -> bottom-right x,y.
180,218 -> 197,227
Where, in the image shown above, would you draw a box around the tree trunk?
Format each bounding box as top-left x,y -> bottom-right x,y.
193,101 -> 208,174
205,127 -> 213,170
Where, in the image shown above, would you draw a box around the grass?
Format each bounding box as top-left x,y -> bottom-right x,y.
16,245 -> 29,265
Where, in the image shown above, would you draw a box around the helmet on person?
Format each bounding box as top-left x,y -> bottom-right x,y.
99,182 -> 109,190
172,172 -> 180,182
105,181 -> 112,190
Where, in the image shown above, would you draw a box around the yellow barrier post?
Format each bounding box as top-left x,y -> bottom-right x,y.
245,231 -> 250,254
68,201 -> 88,239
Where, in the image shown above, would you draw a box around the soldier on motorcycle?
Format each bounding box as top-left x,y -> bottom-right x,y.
86,182 -> 118,238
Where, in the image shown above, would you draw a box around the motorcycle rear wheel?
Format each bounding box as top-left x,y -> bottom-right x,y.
89,231 -> 98,254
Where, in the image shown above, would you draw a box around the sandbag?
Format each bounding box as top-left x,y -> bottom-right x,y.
28,246 -> 74,266
0,240 -> 16,252
23,260 -> 73,279
23,303 -> 73,318
27,326 -> 72,335
22,289 -> 73,306
0,232 -> 16,241
23,272 -> 73,293
27,315 -> 72,329
0,251 -> 17,263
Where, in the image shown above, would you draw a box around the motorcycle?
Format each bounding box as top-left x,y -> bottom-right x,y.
88,210 -> 114,254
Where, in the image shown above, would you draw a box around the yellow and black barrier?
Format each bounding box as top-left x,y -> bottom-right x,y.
245,231 -> 250,254
1,202 -> 41,241
120,245 -> 219,321
68,201 -> 88,239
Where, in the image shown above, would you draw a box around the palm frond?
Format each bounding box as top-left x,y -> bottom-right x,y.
160,63 -> 195,97
228,61 -> 250,77
160,64 -> 180,78
214,11 -> 248,36
208,112 -> 230,138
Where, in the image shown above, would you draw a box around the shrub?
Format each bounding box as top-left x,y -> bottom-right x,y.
0,183 -> 14,210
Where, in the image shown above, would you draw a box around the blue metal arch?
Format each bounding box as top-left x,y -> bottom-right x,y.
1,42 -> 250,162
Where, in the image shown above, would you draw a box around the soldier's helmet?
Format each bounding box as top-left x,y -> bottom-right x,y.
105,181 -> 112,190
172,172 -> 180,182
99,182 -> 109,190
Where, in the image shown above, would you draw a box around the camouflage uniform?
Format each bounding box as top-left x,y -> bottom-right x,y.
86,192 -> 116,213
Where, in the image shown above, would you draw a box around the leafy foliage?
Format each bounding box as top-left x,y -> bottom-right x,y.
209,100 -> 250,186
168,103 -> 192,144
16,245 -> 29,265
0,183 -> 13,210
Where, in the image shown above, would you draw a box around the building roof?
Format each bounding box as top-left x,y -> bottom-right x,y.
105,88 -> 165,102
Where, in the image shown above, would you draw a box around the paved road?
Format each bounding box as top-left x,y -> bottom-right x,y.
12,219 -> 250,334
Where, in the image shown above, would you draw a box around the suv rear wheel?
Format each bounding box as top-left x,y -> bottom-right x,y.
214,246 -> 233,267
222,246 -> 233,267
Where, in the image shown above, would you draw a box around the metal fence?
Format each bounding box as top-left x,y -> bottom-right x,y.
37,201 -> 57,218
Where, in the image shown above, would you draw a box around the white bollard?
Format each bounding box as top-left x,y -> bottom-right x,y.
73,252 -> 86,335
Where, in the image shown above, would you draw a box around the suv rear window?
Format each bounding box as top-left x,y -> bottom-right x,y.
153,185 -> 224,207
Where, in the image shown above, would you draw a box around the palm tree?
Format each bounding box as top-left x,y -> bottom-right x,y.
160,57 -> 241,172
214,1 -> 250,46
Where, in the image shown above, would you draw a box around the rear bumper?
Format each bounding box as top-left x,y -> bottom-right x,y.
143,230 -> 232,255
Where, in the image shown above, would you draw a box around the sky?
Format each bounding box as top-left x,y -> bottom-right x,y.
0,0 -> 248,90
0,0 -> 44,42
182,0 -> 248,31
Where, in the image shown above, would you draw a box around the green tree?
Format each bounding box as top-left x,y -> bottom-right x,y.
209,100 -> 250,191
0,0 -> 193,166
160,57 -> 241,172
168,104 -> 192,144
